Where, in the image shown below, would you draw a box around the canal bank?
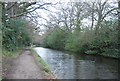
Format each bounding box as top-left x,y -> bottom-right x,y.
3,49 -> 56,79
30,48 -> 57,79
42,47 -> 119,60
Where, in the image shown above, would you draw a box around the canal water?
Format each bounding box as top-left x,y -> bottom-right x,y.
34,47 -> 118,79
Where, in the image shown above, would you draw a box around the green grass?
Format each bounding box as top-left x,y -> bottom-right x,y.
38,59 -> 50,72
7,53 -> 14,57
30,48 -> 35,53
3,49 -> 21,58
44,67 -> 50,72
37,55 -> 40,57
30,48 -> 51,72
85,50 -> 98,54
38,60 -> 48,66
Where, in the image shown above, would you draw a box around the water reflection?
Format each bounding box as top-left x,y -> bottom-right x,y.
34,47 -> 118,79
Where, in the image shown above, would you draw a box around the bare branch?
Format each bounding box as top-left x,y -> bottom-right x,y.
9,3 -> 52,18
6,2 -> 17,11
102,7 -> 119,20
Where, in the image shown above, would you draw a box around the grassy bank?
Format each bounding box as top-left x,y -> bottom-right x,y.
29,48 -> 57,79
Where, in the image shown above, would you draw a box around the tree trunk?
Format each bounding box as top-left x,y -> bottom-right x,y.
118,1 -> 120,41
118,1 -> 120,79
2,3 -> 5,25
118,1 -> 120,46
0,3 -> 2,23
91,3 -> 95,30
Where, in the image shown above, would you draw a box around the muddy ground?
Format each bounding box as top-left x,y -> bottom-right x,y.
3,49 -> 54,79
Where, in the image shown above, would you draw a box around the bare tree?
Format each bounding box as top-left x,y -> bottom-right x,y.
93,0 -> 118,33
4,2 -> 52,18
118,1 -> 120,42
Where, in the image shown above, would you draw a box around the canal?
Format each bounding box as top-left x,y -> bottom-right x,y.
34,47 -> 118,79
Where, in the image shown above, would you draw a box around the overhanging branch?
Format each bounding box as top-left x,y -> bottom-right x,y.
9,3 -> 52,18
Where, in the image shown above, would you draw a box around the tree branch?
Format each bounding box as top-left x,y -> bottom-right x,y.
9,3 -> 52,18
102,7 -> 119,20
6,2 -> 17,11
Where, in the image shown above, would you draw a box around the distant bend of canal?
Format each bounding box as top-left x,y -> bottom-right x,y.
34,47 -> 118,79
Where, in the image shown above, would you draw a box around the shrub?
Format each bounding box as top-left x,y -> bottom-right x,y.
2,18 -> 31,51
65,29 -> 94,53
42,28 -> 66,50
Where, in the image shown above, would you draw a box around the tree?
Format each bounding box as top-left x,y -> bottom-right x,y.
118,1 -> 120,59
41,0 -> 119,58
94,0 -> 118,33
118,1 -> 120,41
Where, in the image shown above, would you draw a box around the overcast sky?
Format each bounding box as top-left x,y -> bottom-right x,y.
27,0 -> 118,35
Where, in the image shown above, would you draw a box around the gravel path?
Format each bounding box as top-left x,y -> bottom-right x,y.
5,50 -> 50,79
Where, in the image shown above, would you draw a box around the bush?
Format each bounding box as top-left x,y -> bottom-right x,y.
2,18 -> 31,51
86,20 -> 118,57
65,29 -> 94,53
42,20 -> 119,58
42,28 -> 66,50
65,32 -> 83,52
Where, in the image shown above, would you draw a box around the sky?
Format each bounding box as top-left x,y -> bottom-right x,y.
27,0 -> 118,35
3,0 -> 120,2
